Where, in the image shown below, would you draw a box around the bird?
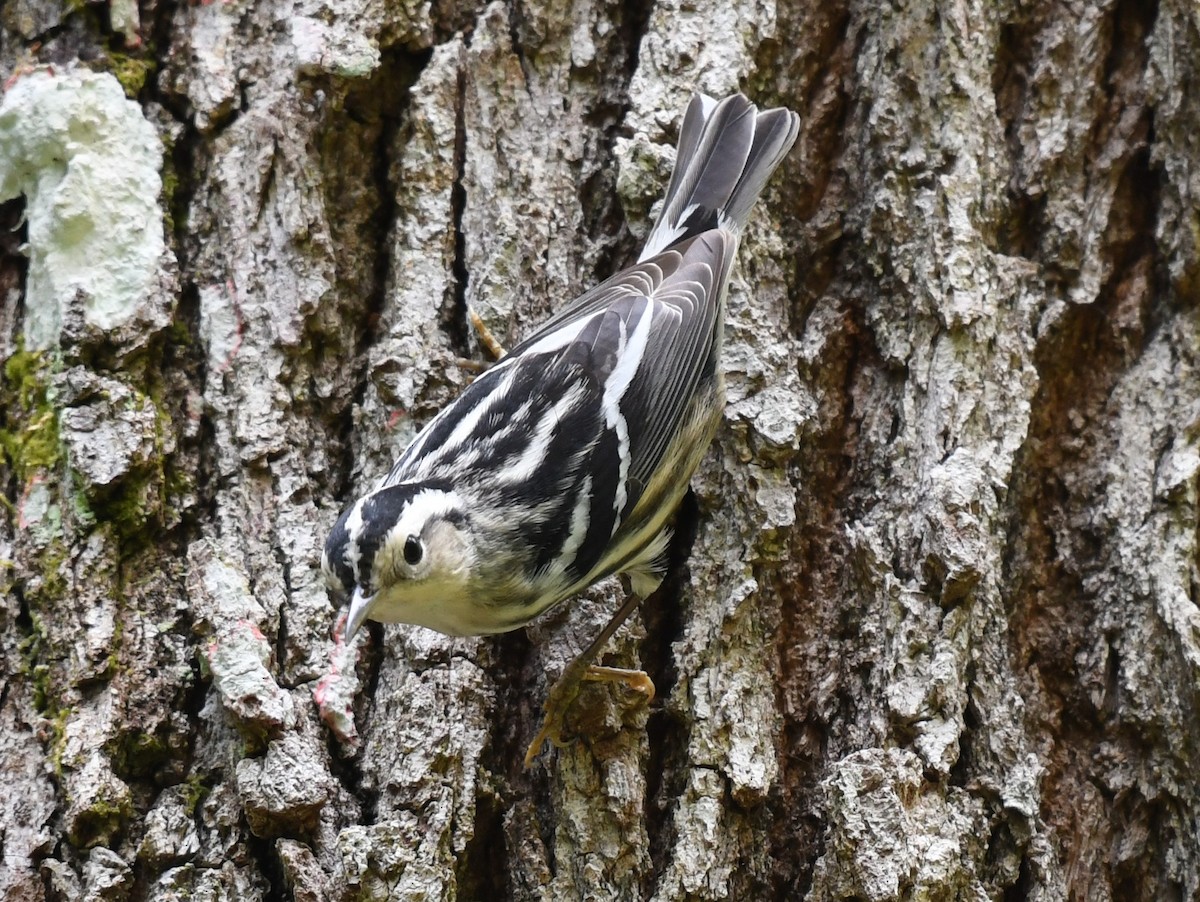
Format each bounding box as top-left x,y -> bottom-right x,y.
322,92 -> 799,764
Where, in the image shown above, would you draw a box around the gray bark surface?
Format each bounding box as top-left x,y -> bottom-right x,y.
1,0 -> 1197,899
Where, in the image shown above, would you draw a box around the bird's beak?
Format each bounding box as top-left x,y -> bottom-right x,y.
344,587 -> 373,643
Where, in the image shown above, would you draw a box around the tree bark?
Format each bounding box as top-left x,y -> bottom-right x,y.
2,0 -> 1198,899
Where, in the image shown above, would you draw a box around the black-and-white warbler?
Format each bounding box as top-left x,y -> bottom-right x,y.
323,92 -> 798,758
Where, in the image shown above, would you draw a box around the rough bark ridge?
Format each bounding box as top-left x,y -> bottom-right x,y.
1,0 -> 1198,898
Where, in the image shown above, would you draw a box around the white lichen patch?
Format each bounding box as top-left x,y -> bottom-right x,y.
0,69 -> 166,350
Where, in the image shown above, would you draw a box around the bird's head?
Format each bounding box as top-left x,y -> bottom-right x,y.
322,483 -> 473,639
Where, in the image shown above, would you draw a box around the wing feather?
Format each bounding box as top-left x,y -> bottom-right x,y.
509,229 -> 736,521
383,229 -> 735,589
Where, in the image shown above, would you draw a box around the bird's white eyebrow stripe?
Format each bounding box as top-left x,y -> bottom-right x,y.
394,487 -> 462,537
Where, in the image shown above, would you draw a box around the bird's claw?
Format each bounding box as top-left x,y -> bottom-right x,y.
523,663 -> 655,769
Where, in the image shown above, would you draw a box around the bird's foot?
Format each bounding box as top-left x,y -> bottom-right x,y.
523,663 -> 655,769
582,665 -> 656,700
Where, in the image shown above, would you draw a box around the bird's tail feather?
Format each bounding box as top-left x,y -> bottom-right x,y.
640,93 -> 800,261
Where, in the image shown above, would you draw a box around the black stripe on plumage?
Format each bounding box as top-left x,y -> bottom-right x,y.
673,205 -> 723,245
353,485 -> 418,588
510,353 -> 600,575
395,373 -> 498,472
470,365 -> 544,469
323,512 -> 356,592
569,419 -> 620,582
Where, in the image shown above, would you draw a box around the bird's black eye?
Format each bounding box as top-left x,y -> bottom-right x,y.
403,535 -> 423,566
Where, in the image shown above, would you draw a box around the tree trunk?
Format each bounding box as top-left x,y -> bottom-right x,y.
2,0 -> 1198,898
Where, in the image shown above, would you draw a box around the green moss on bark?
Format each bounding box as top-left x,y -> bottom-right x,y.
0,347 -> 62,482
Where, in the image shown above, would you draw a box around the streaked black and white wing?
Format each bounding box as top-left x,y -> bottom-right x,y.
505,229 -> 735,500
383,229 -> 735,587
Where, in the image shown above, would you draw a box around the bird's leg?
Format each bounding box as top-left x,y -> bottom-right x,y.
468,305 -> 507,359
524,590 -> 653,769
524,493 -> 697,768
455,306 -> 507,373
